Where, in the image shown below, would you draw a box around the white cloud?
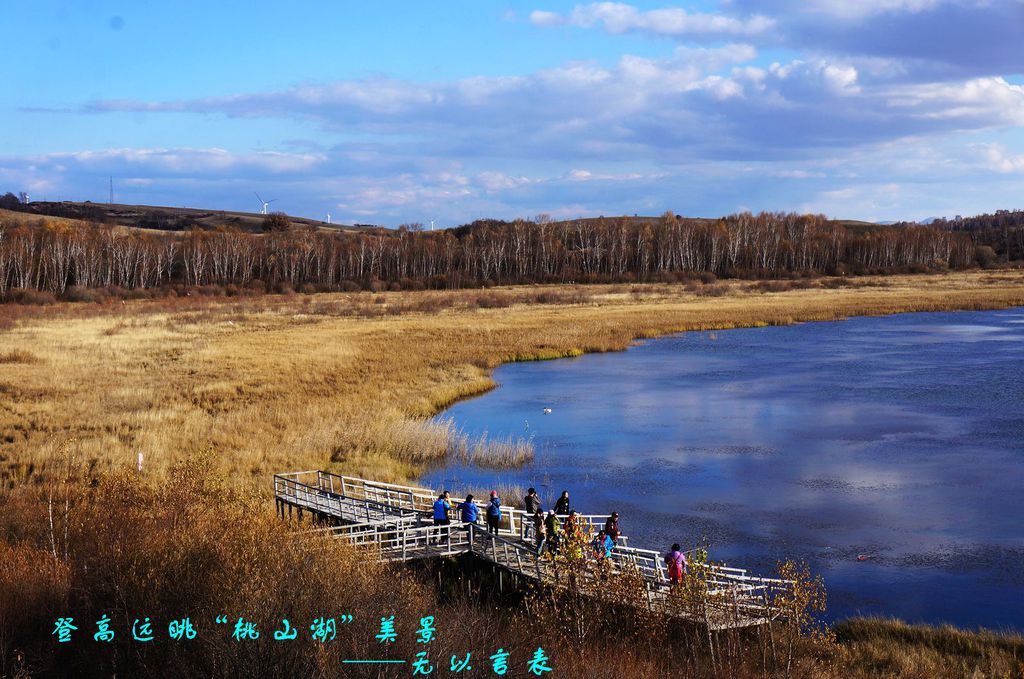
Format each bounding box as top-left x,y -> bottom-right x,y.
16,2 -> 1024,224
803,0 -> 956,20
528,10 -> 563,26
31,148 -> 327,175
976,143 -> 1024,173
769,60 -> 861,96
530,2 -> 775,38
886,77 -> 1024,125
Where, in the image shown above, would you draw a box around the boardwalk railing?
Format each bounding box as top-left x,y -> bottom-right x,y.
274,470 -> 794,629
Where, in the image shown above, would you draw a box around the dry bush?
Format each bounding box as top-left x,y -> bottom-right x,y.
0,349 -> 39,364
0,542 -> 70,673
0,456 -> 440,677
474,292 -> 514,309
694,283 -> 734,297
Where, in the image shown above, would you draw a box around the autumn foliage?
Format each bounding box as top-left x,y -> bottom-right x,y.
0,212 -> 977,299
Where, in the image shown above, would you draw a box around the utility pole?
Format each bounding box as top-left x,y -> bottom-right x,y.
109,176 -> 113,204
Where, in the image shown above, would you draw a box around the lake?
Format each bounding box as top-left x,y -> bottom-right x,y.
421,308 -> 1024,630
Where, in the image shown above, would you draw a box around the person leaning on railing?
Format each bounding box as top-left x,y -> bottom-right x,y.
459,494 -> 479,526
604,512 -> 620,543
554,490 -> 571,515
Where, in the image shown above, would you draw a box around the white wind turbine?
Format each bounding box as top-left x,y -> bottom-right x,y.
254,192 -> 278,215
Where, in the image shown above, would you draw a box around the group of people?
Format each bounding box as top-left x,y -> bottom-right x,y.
431,488 -> 688,583
522,489 -> 621,560
431,489 -> 503,538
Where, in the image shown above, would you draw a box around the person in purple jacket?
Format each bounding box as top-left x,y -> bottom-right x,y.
664,543 -> 687,585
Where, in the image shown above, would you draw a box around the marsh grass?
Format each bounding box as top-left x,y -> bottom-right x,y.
833,618 -> 1024,678
2,271 -> 1023,492
0,348 -> 39,364
3,272 -> 1024,676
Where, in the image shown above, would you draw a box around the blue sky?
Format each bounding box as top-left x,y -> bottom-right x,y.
3,1 -> 1023,225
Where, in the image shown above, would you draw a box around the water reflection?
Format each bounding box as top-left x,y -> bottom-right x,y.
423,309 -> 1024,629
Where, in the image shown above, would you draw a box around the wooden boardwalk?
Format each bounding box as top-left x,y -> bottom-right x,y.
274,471 -> 793,630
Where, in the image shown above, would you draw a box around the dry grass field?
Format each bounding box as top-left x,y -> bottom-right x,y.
2,269 -> 1024,491
2,269 -> 1024,677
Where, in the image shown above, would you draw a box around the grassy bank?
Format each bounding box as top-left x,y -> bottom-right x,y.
2,270 -> 1024,677
2,269 -> 1023,489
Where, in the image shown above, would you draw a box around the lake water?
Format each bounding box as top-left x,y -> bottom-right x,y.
422,308 -> 1024,630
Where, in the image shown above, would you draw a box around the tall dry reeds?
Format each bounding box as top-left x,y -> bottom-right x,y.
3,272 -> 1024,676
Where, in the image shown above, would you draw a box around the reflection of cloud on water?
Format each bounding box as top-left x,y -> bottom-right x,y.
428,309 -> 1024,627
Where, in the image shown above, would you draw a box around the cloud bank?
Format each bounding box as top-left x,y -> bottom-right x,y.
7,1 -> 1024,224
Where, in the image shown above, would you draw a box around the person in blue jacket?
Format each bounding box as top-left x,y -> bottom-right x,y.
460,494 -> 479,525
592,530 -> 614,559
432,490 -> 451,545
486,490 -> 502,535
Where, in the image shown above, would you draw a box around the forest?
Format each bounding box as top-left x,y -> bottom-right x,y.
0,207 -> 982,299
897,209 -> 1024,262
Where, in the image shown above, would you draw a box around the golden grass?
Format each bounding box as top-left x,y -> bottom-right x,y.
0,208 -> 80,228
833,618 -> 1024,678
2,270 -> 1023,491
3,270 -> 1024,676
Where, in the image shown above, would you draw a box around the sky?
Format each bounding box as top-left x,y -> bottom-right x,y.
2,1 -> 1024,226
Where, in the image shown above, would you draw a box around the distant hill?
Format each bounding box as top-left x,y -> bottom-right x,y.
6,201 -> 371,234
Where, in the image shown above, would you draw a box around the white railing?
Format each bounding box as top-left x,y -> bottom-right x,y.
276,470 -> 794,625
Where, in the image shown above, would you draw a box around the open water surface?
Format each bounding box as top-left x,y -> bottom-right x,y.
422,308 -> 1024,629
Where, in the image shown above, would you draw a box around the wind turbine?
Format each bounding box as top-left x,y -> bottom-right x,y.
254,192 -> 277,215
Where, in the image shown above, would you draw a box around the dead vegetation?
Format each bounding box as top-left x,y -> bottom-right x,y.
2,270 -> 1024,676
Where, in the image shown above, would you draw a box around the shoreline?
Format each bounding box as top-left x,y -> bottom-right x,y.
418,281 -> 1024,419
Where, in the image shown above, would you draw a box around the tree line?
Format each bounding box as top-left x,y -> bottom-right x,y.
0,210 -> 979,297
894,209 -> 1024,263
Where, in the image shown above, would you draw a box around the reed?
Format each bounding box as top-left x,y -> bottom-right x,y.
2,270 -> 1024,676
2,270 -> 1023,491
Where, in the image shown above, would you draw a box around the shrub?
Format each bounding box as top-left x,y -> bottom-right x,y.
0,349 -> 39,364
9,289 -> 57,305
475,293 -> 513,309
261,211 -> 291,232
272,281 -> 294,295
63,286 -> 103,303
694,283 -> 731,297
975,245 -> 998,268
